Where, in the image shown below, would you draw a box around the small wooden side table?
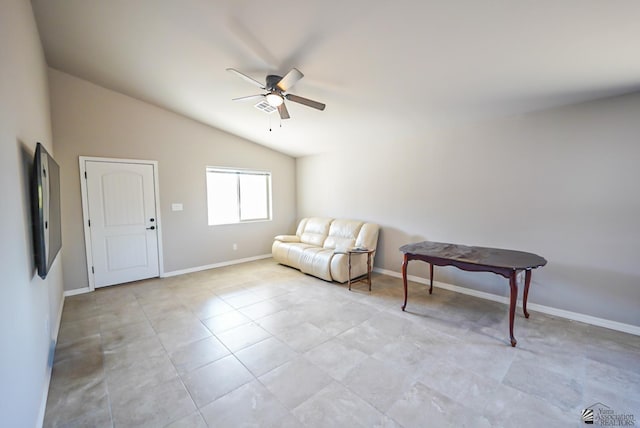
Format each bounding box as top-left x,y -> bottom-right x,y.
338,248 -> 374,291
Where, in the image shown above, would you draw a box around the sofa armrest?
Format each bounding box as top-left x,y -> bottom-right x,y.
274,235 -> 301,243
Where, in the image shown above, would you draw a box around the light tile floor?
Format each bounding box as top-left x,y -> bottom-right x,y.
44,259 -> 640,427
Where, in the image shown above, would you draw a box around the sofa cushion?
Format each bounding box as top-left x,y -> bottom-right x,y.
355,222 -> 380,251
295,218 -> 309,236
299,217 -> 333,246
280,242 -> 317,270
299,247 -> 334,281
323,219 -> 364,250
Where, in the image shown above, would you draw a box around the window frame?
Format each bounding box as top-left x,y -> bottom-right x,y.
206,167 -> 272,226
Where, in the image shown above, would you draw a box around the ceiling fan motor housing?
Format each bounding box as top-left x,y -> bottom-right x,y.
266,75 -> 283,91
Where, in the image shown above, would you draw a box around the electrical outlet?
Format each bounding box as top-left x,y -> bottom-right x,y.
233,243 -> 238,251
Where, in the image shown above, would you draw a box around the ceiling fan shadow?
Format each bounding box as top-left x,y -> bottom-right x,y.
227,17 -> 279,69
226,17 -> 337,88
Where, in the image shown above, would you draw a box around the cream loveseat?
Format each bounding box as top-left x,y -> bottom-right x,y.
272,217 -> 379,283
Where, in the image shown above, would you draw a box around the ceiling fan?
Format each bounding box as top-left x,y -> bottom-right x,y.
227,68 -> 326,120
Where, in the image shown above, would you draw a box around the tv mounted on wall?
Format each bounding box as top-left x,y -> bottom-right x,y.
31,142 -> 62,279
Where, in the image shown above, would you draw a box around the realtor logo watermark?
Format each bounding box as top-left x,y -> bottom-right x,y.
582,402 -> 636,426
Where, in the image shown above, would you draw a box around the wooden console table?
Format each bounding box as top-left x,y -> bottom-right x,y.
400,241 -> 547,347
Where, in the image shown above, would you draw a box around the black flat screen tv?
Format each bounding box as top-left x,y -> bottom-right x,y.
31,142 -> 62,279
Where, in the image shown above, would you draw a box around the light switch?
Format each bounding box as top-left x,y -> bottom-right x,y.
171,203 -> 183,211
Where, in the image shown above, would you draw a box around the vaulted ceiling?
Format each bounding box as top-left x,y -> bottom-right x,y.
32,0 -> 640,157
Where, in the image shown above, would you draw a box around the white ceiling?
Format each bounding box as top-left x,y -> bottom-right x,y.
32,0 -> 640,157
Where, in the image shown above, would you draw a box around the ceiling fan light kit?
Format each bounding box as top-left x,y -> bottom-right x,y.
265,93 -> 284,107
227,67 -> 325,120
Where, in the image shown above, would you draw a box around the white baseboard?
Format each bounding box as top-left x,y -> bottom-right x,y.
60,256 -> 273,295
374,267 -> 640,336
162,254 -> 272,278
63,287 -> 91,297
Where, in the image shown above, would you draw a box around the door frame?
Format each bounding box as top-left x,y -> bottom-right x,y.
79,156 -> 164,291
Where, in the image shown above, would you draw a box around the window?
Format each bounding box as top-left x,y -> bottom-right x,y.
206,167 -> 272,225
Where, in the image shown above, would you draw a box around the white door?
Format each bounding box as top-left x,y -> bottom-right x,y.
85,161 -> 159,287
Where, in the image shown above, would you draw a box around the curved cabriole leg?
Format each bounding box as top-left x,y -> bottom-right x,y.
523,269 -> 532,318
429,263 -> 434,295
402,255 -> 409,311
509,272 -> 518,347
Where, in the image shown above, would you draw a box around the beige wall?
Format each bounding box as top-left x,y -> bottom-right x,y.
49,69 -> 297,292
0,1 -> 64,426
297,92 -> 640,327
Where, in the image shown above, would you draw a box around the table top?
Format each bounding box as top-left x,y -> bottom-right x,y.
335,247 -> 374,254
400,241 -> 546,270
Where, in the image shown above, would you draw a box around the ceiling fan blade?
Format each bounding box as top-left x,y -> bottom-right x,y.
277,68 -> 304,91
232,94 -> 265,102
226,68 -> 265,89
278,103 -> 290,120
285,94 -> 326,111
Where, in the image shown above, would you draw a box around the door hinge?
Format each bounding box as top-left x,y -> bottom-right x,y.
88,219 -> 91,227
91,266 -> 95,274
84,171 -> 87,179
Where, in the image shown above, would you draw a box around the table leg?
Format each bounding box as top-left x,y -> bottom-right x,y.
348,253 -> 352,291
402,255 -> 409,311
523,269 -> 531,319
508,272 -> 518,347
429,263 -> 434,295
367,252 -> 372,291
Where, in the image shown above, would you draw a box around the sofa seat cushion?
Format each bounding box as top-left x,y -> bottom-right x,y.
299,247 -> 334,281
272,241 -> 315,269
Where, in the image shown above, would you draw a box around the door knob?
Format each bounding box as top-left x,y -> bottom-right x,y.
146,226 -> 155,230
